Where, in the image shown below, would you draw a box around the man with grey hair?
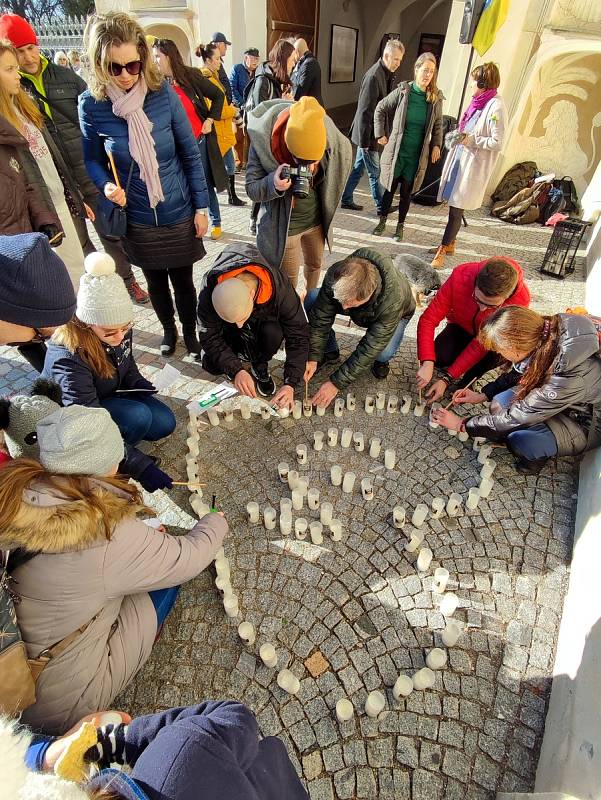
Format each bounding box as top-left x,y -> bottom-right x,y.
291,37 -> 323,106
341,39 -> 405,213
304,247 -> 415,408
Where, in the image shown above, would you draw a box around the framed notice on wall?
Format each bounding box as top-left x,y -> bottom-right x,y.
329,24 -> 359,83
417,33 -> 446,64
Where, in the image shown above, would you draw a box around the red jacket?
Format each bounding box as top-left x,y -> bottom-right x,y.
417,259 -> 530,380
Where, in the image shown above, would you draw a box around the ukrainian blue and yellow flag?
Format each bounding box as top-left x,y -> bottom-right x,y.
472,0 -> 510,56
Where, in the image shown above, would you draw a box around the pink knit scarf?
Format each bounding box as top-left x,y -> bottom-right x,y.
459,88 -> 497,132
106,76 -> 165,209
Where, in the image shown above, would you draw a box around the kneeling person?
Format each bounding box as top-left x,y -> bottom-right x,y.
305,248 -> 416,408
198,243 -> 310,409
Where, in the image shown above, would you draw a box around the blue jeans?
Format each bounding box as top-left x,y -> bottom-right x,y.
149,586 -> 180,628
223,148 -> 236,177
198,137 -> 221,226
493,389 -> 558,460
100,395 -> 176,446
304,288 -> 412,365
342,147 -> 383,212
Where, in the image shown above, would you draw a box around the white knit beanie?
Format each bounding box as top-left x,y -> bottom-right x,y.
37,406 -> 125,476
0,717 -> 89,800
77,252 -> 133,326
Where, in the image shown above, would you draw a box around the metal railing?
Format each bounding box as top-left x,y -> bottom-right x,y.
36,15 -> 86,58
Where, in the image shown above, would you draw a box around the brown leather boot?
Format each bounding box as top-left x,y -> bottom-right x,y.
431,246 -> 447,269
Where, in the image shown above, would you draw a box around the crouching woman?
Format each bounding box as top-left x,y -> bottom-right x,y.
432,307 -> 601,473
0,405 -> 228,734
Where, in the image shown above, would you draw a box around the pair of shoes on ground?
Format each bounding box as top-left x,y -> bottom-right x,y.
372,217 -> 404,242
317,350 -> 389,380
160,327 -> 202,362
430,241 -> 456,269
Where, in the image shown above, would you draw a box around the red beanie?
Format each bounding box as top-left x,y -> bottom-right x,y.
0,14 -> 38,48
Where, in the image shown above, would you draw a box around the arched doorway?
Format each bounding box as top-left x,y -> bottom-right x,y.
145,23 -> 192,65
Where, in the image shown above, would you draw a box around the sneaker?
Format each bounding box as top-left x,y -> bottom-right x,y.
371,360 -> 390,379
210,226 -> 222,240
250,363 -> 276,396
316,350 -> 341,371
393,223 -> 404,242
431,246 -> 447,269
372,218 -> 387,236
127,279 -> 149,305
341,201 -> 363,211
249,218 -> 257,235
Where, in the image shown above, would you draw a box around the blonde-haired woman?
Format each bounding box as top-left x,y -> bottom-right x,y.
373,52 -> 443,242
79,12 -> 209,359
432,307 -> 601,474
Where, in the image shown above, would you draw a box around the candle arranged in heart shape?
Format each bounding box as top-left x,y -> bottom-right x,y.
426,648 -> 447,670
331,465 -> 343,486
342,471 -> 356,494
336,698 -> 354,722
340,428 -> 353,448
393,674 -> 414,700
237,621 -> 255,645
307,488 -> 320,510
393,506 -> 406,528
295,517 -> 308,539
365,690 -> 386,717
320,502 -> 333,526
259,643 -> 278,668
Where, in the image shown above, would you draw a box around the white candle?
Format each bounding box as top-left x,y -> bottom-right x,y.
479,477 -> 494,498
413,403 -> 425,417
441,622 -> 461,647
215,557 -> 230,577
365,690 -> 386,717
413,667 -> 436,690
477,445 -> 493,465
375,392 -> 386,410
369,437 -> 381,458
316,404 -> 326,417
246,501 -> 260,524
433,567 -> 450,594
224,595 -> 239,618
259,643 -> 278,668
307,488 -> 320,510
446,493 -> 462,517
327,427 -> 338,447
278,406 -> 289,419
365,395 -> 375,414
215,575 -> 231,593
340,428 -> 353,448
303,400 -> 312,418
360,477 -> 374,500
190,496 -> 210,516
411,503 -> 429,528
187,436 -> 199,456
296,444 -> 308,465
287,470 -> 299,490
393,506 -> 406,528
334,398 -> 345,417
472,436 -> 486,451
313,431 -> 325,451
466,487 -> 480,510
207,410 -> 220,427
342,471 -> 356,494
416,547 -> 433,572
214,547 -> 225,560
263,506 -> 276,530
279,514 -> 292,536
405,529 -> 425,553
447,427 -> 458,437
431,497 -> 445,518
224,410 -> 234,424
295,517 -> 308,539
297,479 -> 309,497
353,432 -> 364,452
401,395 -> 412,414
330,519 -> 342,541
280,497 -> 292,515
331,465 -> 343,486
292,400 -> 302,419
238,621 -> 255,645
439,592 -> 459,617
277,462 -> 289,482
392,675 -> 414,700
187,464 -> 199,483
310,521 -> 323,544
260,406 -> 271,421
336,698 -> 354,722
277,668 -> 300,695
387,395 -> 398,413
346,392 -> 356,411
291,489 -> 303,511
480,460 -> 496,479
240,399 -> 252,419
458,430 -> 469,442
384,449 -> 396,469
426,648 -> 447,670
320,502 -> 333,526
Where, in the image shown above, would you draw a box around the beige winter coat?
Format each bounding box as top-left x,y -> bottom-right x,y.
1,479 -> 227,734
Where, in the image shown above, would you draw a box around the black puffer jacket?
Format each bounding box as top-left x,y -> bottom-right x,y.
21,59 -> 94,198
466,314 -> 601,456
197,242 -> 309,388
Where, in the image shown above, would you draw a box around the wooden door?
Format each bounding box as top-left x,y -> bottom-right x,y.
267,0 -> 319,52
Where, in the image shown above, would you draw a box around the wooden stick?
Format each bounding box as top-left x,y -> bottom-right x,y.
304,379 -> 309,404
172,481 -> 207,488
443,375 -> 479,410
418,388 -> 422,406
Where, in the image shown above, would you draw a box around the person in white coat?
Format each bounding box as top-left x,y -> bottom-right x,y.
431,62 -> 506,269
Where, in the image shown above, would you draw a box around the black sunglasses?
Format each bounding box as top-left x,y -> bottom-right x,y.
108,60 -> 142,77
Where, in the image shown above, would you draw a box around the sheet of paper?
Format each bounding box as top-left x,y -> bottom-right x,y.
153,363 -> 181,392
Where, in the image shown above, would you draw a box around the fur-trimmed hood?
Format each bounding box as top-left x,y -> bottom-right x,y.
0,481 -> 143,553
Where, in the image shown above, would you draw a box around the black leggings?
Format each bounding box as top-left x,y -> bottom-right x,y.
141,265 -> 197,331
442,206 -> 464,246
380,177 -> 413,224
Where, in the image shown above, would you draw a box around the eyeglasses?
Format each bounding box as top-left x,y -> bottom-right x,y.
472,290 -> 503,309
108,60 -> 142,77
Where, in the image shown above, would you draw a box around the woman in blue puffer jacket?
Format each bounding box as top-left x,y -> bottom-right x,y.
79,11 -> 209,360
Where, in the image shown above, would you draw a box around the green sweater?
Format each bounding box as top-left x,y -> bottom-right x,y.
394,82 -> 427,182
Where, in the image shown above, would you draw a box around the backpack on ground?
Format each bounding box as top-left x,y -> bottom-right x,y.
491,161 -> 539,203
554,176 -> 579,214
540,186 -> 566,224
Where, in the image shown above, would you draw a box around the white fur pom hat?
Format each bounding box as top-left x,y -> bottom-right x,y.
76,252 -> 133,327
0,717 -> 89,800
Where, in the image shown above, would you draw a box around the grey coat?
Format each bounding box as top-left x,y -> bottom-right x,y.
374,82 -> 444,193
245,99 -> 352,269
466,314 -> 601,456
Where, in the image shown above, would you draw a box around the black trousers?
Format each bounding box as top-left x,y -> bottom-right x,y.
434,323 -> 500,387
141,266 -> 197,331
380,177 -> 413,224
442,206 -> 464,246
202,320 -> 284,375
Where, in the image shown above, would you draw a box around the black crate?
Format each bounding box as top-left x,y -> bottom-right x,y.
540,218 -> 592,279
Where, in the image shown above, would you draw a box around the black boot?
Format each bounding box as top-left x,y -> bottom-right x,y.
160,326 -> 178,357
183,326 -> 201,362
513,456 -> 549,475
228,176 -> 246,207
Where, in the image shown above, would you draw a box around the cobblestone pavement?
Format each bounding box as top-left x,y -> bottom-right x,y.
0,179 -> 587,799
